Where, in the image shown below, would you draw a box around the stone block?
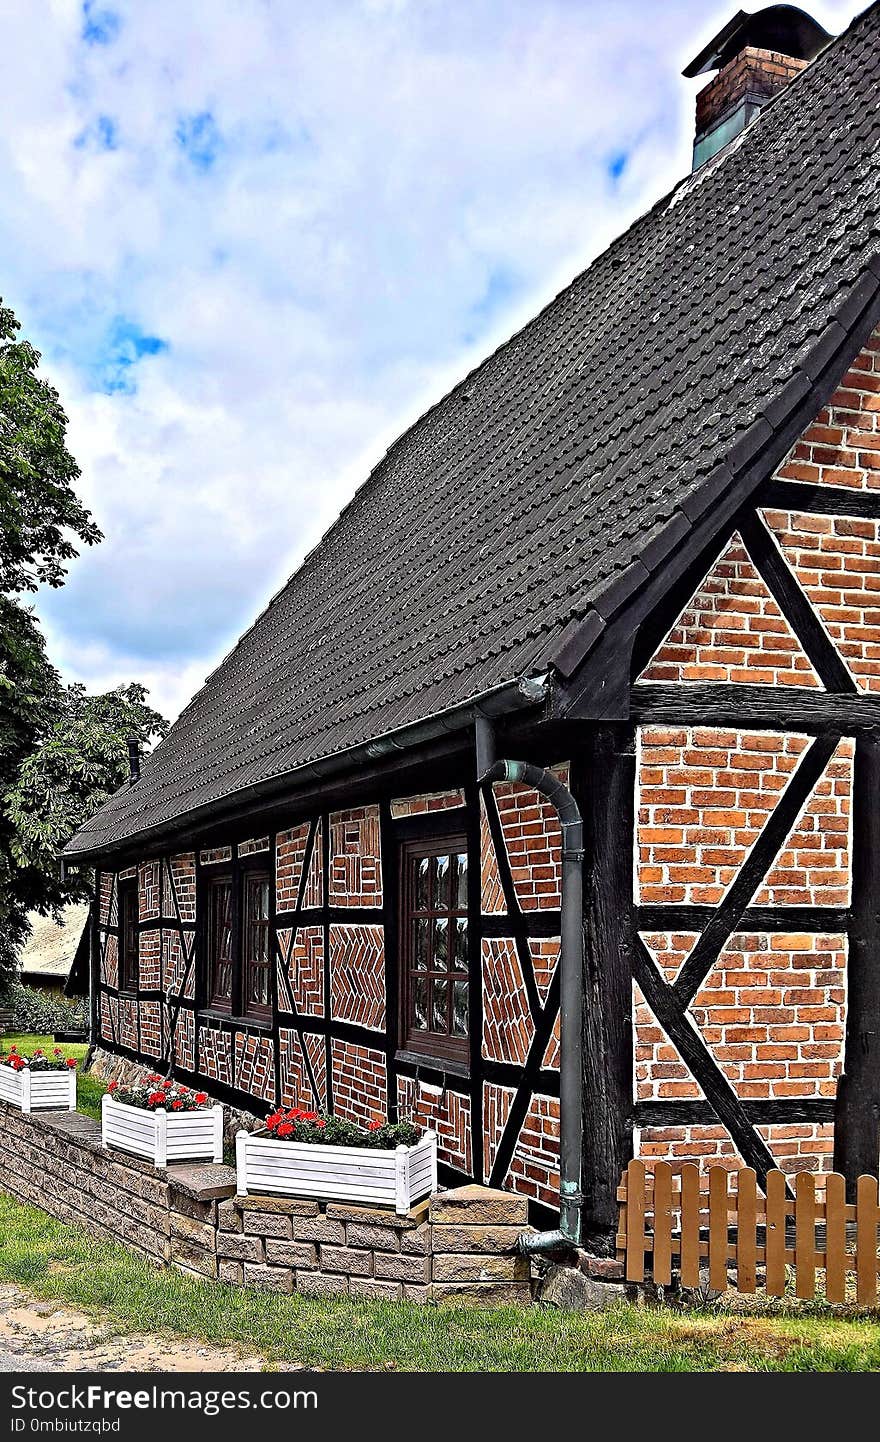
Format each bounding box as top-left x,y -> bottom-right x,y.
432,1281 -> 532,1307
429,1185 -> 528,1226
236,1195 -> 318,1216
170,1212 -> 216,1249
289,1215 -> 346,1245
219,1261 -> 244,1285
326,1201 -> 417,1228
374,1251 -> 430,1283
296,1271 -> 349,1298
349,1278 -> 402,1301
243,1264 -> 293,1294
217,1200 -> 243,1233
430,1224 -> 522,1254
216,1233 -> 264,1262
166,1163 -> 237,1200
244,1212 -> 293,1239
431,1253 -> 528,1283
319,1245 -> 373,1277
264,1240 -> 318,1270
345,1223 -> 400,1252
402,1283 -> 432,1304
169,1240 -> 217,1279
401,1223 -> 431,1255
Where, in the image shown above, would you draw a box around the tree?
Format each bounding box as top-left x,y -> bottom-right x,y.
6,683 -> 167,885
0,302 -> 101,595
0,299 -> 166,983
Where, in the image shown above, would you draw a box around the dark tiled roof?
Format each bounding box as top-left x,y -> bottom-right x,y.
67,3 -> 880,858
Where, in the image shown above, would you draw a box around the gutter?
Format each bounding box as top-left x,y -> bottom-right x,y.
478,753 -> 585,1255
62,672 -> 551,866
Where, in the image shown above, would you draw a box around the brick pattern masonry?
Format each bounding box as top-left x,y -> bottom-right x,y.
0,1103 -> 533,1306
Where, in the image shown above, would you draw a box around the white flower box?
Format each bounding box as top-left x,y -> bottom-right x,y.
236,1127 -> 437,1215
102,1094 -> 224,1167
0,1065 -> 77,1113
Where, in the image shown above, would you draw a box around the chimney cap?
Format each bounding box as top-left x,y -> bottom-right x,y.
682,5 -> 832,78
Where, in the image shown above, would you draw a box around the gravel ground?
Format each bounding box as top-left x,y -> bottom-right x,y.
0,1282 -> 297,1372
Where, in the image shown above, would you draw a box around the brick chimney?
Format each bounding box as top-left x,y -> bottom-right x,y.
683,5 -> 833,171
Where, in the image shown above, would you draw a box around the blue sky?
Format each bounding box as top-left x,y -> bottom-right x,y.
0,0 -> 862,720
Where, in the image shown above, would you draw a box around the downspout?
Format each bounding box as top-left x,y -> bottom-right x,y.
478,749 -> 585,1254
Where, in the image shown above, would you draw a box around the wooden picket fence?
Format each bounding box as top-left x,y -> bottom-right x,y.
617,1159 -> 880,1304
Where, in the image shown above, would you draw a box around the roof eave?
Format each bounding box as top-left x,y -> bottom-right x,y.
62,670 -> 552,866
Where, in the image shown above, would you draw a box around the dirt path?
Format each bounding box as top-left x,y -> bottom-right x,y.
0,1283 -> 300,1372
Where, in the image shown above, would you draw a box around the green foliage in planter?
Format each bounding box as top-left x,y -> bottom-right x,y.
264,1107 -> 422,1149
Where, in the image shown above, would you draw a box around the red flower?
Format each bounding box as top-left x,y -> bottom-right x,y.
170,1100 -> 183,1110
299,1110 -> 319,1122
66,1058 -> 78,1069
162,1080 -> 173,1090
9,1046 -> 17,1054
32,1050 -> 43,1057
148,1091 -> 167,1106
276,1121 -> 294,1137
108,1081 -> 118,1092
368,1120 -> 383,1131
147,1074 -> 162,1084
53,1048 -> 62,1057
194,1092 -> 208,1105
313,1118 -> 326,1128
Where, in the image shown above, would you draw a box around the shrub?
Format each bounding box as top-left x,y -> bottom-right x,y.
3,982 -> 87,1036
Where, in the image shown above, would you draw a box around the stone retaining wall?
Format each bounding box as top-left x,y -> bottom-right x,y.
0,1102 -> 534,1305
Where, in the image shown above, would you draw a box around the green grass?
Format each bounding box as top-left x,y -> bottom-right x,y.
2,1033 -> 106,1122
0,1191 -> 879,1371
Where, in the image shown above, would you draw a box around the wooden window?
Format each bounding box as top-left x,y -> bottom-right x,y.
118,877 -> 139,994
206,875 -> 234,1012
200,862 -> 272,1022
242,871 -> 271,1021
400,837 -> 469,1063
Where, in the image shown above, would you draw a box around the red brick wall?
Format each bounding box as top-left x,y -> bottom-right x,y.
630,329 -> 880,1177
330,1039 -> 387,1128
329,806 -> 382,906
397,1076 -> 472,1175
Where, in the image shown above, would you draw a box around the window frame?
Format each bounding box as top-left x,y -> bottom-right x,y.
398,833 -> 470,1066
117,876 -> 139,995
241,866 -> 272,1023
205,871 -> 235,1015
199,854 -> 273,1025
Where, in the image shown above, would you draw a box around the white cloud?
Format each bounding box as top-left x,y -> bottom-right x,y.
0,0 -> 864,720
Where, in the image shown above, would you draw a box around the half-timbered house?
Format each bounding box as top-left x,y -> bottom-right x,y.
65,4 -> 880,1250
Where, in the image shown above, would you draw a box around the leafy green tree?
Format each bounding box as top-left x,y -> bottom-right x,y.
0,302 -> 101,595
0,298 -> 167,982
6,683 -> 168,886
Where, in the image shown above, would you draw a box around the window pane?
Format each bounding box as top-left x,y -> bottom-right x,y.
453,917 -> 468,971
412,916 -> 429,967
415,857 -> 430,910
433,916 -> 448,967
452,979 -> 468,1037
211,882 -> 233,1001
432,977 -> 448,1033
433,854 -> 451,909
413,975 -> 428,1030
454,852 -> 468,909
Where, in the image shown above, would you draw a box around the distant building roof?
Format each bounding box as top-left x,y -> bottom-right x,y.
19,905 -> 90,984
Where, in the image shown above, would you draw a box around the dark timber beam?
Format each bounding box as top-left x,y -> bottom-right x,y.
835,731 -> 880,1193
632,684 -> 880,732
575,724 -> 635,1253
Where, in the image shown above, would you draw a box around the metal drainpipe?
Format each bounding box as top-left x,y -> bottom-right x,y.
479,758 -> 585,1255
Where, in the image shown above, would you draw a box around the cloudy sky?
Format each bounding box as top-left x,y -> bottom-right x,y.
1,0 -> 863,722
